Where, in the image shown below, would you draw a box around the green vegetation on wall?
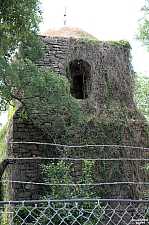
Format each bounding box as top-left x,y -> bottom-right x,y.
1,31 -> 149,201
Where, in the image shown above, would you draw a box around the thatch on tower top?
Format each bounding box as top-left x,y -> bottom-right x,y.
41,26 -> 97,39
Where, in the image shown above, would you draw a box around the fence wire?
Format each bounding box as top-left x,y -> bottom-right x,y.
5,141 -> 149,151
0,199 -> 149,225
2,141 -> 149,224
2,142 -> 149,201
2,180 -> 149,186
4,157 -> 149,161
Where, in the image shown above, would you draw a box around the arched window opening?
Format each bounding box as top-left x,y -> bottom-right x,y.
68,59 -> 91,99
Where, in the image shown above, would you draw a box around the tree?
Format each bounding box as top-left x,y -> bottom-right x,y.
134,1 -> 149,118
136,0 -> 149,50
0,0 -> 44,112
0,57 -> 82,129
0,0 -> 83,143
0,0 -> 42,55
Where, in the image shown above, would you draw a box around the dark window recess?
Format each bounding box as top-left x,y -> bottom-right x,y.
68,59 -> 91,99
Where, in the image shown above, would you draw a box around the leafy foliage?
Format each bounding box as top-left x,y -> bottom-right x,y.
0,0 -> 83,131
0,0 -> 149,203
0,0 -> 42,54
41,160 -> 95,199
108,40 -> 131,49
37,160 -> 102,224
136,0 -> 149,50
134,72 -> 149,121
0,0 -> 44,117
13,161 -> 102,224
0,58 -> 83,132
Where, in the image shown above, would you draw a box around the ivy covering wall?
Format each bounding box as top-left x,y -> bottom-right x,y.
5,37 -> 149,200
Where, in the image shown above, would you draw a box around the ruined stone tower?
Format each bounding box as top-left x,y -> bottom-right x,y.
5,27 -> 149,200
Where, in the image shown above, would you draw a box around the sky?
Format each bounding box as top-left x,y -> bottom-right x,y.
0,0 -> 149,127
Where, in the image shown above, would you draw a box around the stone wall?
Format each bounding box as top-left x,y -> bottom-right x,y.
6,107 -> 56,200
38,36 -> 133,106
5,36 -> 144,200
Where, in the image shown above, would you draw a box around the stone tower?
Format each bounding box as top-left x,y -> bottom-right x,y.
5,27 -> 149,200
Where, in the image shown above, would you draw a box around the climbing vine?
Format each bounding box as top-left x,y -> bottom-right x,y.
2,37 -> 149,200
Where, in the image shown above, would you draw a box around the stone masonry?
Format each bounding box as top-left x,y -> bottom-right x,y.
5,34 -> 138,200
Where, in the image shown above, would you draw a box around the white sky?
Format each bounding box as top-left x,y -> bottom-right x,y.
40,0 -> 149,73
0,0 -> 149,127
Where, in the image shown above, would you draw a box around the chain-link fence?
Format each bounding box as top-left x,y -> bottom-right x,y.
0,199 -> 149,225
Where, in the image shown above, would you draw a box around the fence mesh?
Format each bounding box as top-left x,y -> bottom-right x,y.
1,142 -> 149,224
0,199 -> 149,225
